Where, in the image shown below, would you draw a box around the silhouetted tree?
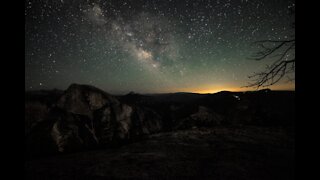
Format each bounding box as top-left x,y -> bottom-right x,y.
246,4 -> 295,88
246,39 -> 295,88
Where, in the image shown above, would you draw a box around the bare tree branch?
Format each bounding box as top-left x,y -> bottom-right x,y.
245,38 -> 295,89
244,3 -> 294,89
245,56 -> 295,88
249,40 -> 295,61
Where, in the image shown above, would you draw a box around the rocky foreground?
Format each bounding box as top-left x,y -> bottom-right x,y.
26,126 -> 294,180
25,84 -> 294,179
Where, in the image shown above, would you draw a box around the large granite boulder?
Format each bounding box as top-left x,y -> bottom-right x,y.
57,84 -> 119,118
26,84 -> 163,157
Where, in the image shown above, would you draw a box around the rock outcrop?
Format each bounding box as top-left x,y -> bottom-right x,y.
25,85 -> 294,158
57,84 -> 119,118
26,84 -> 163,157
174,106 -> 224,129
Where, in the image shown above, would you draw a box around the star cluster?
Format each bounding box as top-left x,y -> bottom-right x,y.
25,0 -> 295,94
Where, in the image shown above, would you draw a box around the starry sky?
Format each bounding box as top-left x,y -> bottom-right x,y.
25,0 -> 295,94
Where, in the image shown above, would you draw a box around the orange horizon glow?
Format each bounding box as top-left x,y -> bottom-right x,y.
170,83 -> 295,94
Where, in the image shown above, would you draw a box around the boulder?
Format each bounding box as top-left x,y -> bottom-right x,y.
26,84 -> 163,156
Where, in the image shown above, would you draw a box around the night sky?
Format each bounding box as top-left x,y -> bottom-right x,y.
25,0 -> 295,94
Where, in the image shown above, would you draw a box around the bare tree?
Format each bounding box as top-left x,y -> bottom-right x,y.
245,39 -> 295,88
245,2 -> 295,89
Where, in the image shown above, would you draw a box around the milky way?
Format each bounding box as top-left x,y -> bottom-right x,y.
25,0 -> 295,94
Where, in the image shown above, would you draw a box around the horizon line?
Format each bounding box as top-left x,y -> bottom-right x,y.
25,87 -> 295,95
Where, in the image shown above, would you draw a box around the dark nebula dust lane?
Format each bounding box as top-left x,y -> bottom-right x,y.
25,0 -> 295,94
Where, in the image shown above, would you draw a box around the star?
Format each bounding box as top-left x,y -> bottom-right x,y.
25,0 -> 295,93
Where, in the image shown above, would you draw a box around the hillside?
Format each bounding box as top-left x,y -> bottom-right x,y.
25,84 -> 294,179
